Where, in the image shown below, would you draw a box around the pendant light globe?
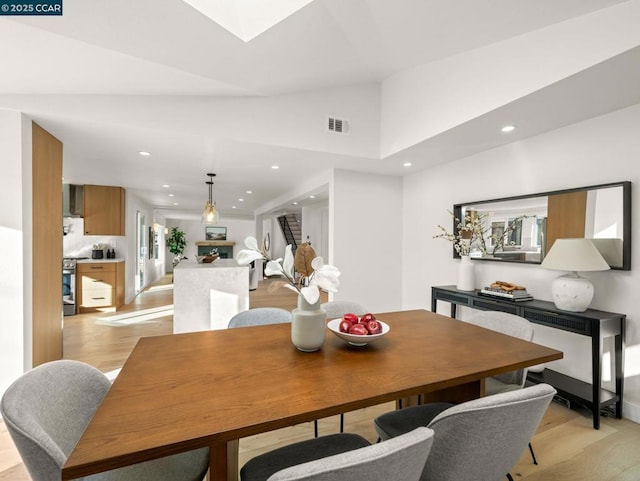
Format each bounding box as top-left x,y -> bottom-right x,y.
202,173 -> 219,225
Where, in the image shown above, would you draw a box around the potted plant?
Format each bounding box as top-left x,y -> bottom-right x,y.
166,227 -> 187,267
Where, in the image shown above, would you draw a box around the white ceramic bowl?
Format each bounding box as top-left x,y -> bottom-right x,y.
327,318 -> 390,347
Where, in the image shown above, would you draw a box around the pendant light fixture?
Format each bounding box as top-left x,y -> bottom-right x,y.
202,173 -> 220,225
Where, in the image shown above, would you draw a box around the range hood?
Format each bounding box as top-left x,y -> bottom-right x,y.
62,184 -> 83,217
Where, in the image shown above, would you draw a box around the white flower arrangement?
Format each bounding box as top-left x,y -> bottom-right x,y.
433,211 -> 480,256
236,236 -> 340,304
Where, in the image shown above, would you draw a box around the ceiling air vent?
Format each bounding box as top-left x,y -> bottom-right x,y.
327,116 -> 350,135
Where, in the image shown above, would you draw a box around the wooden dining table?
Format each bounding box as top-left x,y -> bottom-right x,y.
62,309 -> 562,481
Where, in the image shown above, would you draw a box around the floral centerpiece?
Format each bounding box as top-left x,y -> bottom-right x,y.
237,236 -> 341,352
236,236 -> 340,304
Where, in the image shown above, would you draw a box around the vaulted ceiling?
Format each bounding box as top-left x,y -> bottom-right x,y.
1,0 -> 638,219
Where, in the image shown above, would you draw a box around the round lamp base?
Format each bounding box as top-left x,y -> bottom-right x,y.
551,273 -> 594,312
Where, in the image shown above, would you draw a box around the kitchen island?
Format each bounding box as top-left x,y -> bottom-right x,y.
173,258 -> 249,333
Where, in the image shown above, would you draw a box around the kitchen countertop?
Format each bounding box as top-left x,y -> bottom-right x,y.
76,258 -> 125,263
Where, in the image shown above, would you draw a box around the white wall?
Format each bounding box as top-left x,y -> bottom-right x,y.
402,104 -> 640,421
0,111 -> 30,395
125,191 -> 164,301
331,170 -> 403,313
165,216 -> 256,271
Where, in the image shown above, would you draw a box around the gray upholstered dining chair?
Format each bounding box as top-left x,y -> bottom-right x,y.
465,311 -> 535,395
0,360 -> 210,481
465,311 -> 539,464
227,307 -> 292,328
374,383 -> 556,481
376,311 -> 540,464
240,426 -> 434,481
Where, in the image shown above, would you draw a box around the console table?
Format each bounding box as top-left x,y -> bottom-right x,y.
431,285 -> 625,429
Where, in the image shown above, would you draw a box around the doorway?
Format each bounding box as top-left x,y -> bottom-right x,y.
136,211 -> 146,294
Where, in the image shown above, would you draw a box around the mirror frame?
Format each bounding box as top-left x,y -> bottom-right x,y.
452,181 -> 631,270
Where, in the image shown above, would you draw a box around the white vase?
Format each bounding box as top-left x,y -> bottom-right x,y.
457,255 -> 475,291
291,295 -> 327,352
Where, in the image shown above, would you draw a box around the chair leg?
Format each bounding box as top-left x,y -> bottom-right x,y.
506,473 -> 514,481
529,442 -> 538,465
314,414 -> 344,437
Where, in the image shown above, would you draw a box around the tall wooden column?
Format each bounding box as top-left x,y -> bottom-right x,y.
32,122 -> 63,366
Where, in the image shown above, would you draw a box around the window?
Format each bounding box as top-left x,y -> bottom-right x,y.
506,217 -> 523,246
491,222 -> 505,247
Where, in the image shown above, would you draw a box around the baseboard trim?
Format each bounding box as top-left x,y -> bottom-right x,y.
622,400 -> 640,424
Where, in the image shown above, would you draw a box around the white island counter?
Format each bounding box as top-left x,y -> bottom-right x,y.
173,258 -> 249,333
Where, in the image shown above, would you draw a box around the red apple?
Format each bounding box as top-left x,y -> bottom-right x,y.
339,320 -> 352,333
360,313 -> 376,324
342,313 -> 358,325
348,324 -> 369,336
366,320 -> 382,335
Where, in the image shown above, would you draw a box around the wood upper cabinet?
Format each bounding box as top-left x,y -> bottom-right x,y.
84,185 -> 125,236
77,261 -> 125,312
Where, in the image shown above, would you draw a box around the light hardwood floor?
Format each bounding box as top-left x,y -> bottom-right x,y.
2,275 -> 640,480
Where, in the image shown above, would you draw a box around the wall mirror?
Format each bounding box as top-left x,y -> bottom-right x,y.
453,181 -> 631,270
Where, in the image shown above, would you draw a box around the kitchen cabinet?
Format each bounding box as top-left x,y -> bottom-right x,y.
84,185 -> 125,236
77,261 -> 125,312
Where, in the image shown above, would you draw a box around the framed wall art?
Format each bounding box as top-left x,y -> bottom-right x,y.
205,226 -> 227,241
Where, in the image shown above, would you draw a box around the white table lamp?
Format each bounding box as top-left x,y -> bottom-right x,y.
541,238 -> 610,312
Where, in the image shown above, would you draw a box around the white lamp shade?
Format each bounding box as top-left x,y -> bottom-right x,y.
541,238 -> 610,272
541,238 -> 609,312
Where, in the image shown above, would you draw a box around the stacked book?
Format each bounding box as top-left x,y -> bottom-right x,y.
480,281 -> 534,302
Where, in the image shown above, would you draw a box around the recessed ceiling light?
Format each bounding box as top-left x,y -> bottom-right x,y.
309,195 -> 315,199
239,198 -> 244,202
292,202 -> 298,205
246,190 -> 253,194
271,165 -> 280,170
162,184 -> 170,188
168,194 -> 175,197
173,202 -> 179,206
403,162 -> 412,167
501,125 -> 516,133
232,206 -> 237,209
138,151 -> 151,156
